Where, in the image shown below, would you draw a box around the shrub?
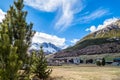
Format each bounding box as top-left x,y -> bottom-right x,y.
102,58 -> 106,66
96,61 -> 102,66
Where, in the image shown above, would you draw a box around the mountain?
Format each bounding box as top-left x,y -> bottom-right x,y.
29,42 -> 61,54
54,19 -> 120,58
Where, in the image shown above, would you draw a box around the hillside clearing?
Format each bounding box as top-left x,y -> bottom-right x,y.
50,64 -> 120,80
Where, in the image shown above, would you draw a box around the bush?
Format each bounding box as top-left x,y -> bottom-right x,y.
96,58 -> 106,66
96,61 -> 102,66
102,58 -> 106,66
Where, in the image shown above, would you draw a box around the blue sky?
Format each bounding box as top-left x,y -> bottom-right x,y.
0,0 -> 120,48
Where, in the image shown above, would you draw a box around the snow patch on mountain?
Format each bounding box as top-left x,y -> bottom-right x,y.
29,42 -> 61,54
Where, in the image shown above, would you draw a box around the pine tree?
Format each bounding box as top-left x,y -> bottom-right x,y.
0,0 -> 35,79
31,46 -> 52,80
0,23 -> 22,80
6,0 -> 35,63
102,58 -> 106,66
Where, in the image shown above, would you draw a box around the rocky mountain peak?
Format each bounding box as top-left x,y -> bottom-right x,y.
29,42 -> 61,54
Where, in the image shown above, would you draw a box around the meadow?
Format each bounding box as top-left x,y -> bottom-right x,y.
50,64 -> 120,80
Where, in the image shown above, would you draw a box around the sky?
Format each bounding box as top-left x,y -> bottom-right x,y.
0,0 -> 120,48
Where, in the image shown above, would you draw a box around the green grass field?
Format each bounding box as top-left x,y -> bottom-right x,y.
50,64 -> 120,80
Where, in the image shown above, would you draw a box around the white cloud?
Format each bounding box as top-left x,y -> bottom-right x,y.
85,26 -> 96,32
0,9 -> 6,22
24,0 -> 61,12
55,0 -> 84,31
86,18 -> 119,32
71,39 -> 79,44
79,8 -> 109,23
32,32 -> 66,48
24,0 -> 85,31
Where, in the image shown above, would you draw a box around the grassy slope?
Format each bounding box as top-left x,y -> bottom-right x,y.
78,53 -> 120,61
55,20 -> 120,58
64,29 -> 120,52
65,19 -> 120,52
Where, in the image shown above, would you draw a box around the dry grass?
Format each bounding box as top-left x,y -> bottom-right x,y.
50,64 -> 120,80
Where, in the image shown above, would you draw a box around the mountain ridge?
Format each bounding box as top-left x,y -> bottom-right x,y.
54,19 -> 120,58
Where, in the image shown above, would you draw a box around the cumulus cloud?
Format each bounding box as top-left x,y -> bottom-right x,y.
24,0 -> 85,31
79,8 -> 109,23
32,32 -> 66,48
86,18 -> 119,32
0,9 -> 6,22
70,39 -> 79,44
85,26 -> 96,32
